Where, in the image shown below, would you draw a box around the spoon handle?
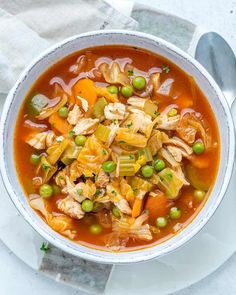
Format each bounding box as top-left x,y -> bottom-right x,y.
195,32 -> 236,107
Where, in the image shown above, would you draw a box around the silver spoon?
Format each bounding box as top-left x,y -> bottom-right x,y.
195,32 -> 236,107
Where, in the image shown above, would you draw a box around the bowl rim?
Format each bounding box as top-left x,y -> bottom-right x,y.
0,29 -> 235,264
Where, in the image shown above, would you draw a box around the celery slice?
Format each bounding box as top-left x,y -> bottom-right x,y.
117,155 -> 135,176
61,141 -> 82,165
93,97 -> 108,119
138,147 -> 153,162
158,168 -> 184,199
94,124 -> 111,143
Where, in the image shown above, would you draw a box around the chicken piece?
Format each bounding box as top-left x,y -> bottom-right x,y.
157,78 -> 174,96
47,214 -> 77,239
156,113 -> 180,130
104,102 -> 126,120
148,130 -> 169,156
95,169 -> 110,188
174,166 -> 190,186
167,136 -> 193,155
127,97 -> 146,109
26,131 -> 55,150
62,176 -> 96,203
46,131 -> 56,147
106,184 -> 132,215
123,109 -> 152,136
73,118 -> 99,135
67,104 -> 82,125
112,211 -> 152,241
108,122 -> 120,146
159,147 -> 179,168
76,96 -> 89,112
30,196 -> 48,217
55,167 -> 69,188
58,196 -> 84,220
166,145 -> 189,162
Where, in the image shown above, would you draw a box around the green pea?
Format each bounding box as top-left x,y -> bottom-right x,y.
121,85 -> 133,98
58,106 -> 68,118
89,224 -> 102,235
156,217 -> 168,228
168,108 -> 178,117
82,199 -> 94,212
141,165 -> 154,178
52,184 -> 61,195
30,154 -> 40,165
154,159 -> 165,171
102,161 -> 116,173
194,189 -> 206,202
107,85 -> 118,94
192,141 -> 205,154
39,184 -> 53,198
75,135 -> 87,146
132,76 -> 146,90
170,207 -> 181,219
112,206 -> 121,218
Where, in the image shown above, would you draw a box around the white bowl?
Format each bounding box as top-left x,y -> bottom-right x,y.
0,30 -> 235,264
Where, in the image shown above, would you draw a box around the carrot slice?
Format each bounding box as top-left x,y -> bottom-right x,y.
72,78 -> 97,108
49,112 -> 72,134
145,191 -> 172,222
132,198 -> 144,218
189,153 -> 210,169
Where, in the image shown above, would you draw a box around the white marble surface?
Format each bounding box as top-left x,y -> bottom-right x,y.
1,0 -> 236,294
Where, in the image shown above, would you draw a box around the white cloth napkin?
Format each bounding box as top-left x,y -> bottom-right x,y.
0,0 -> 137,101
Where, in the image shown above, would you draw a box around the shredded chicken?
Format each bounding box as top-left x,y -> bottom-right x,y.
159,147 -> 179,168
174,166 -> 190,185
156,113 -> 180,130
26,131 -> 55,150
67,104 -> 82,125
106,184 -> 132,215
73,118 -> 99,135
95,169 -> 110,188
104,102 -> 126,120
127,97 -> 146,109
62,176 -> 96,203
111,211 -> 152,242
76,96 -> 89,112
123,109 -> 152,136
58,196 -> 84,219
166,145 -> 189,162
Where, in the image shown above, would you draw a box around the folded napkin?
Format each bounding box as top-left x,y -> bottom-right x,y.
0,0 -> 137,101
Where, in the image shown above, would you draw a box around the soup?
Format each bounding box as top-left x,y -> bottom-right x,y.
14,46 -> 220,251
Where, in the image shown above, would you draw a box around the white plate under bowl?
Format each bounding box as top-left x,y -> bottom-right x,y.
0,4 -> 236,295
